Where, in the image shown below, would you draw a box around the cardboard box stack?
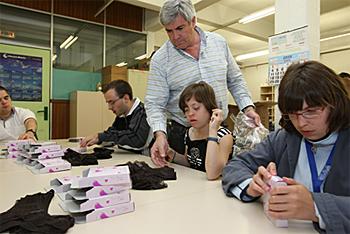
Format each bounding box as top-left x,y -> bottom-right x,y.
5,140 -> 71,174
51,165 -> 134,223
101,65 -> 128,87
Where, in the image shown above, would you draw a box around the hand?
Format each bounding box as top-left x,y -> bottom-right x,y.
268,177 -> 318,222
18,131 -> 36,142
246,162 -> 277,197
80,134 -> 99,147
244,107 -> 261,126
209,109 -> 223,134
150,131 -> 169,167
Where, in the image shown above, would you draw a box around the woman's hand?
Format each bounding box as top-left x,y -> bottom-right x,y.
246,162 -> 277,197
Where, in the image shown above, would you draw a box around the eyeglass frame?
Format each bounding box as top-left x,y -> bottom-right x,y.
106,96 -> 122,106
282,107 -> 325,121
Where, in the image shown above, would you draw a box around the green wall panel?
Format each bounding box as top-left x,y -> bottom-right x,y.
52,69 -> 101,100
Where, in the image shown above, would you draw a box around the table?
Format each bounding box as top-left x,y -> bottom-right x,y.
0,140 -> 316,234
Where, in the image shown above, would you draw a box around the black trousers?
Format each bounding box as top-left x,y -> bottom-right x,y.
167,120 -> 187,154
148,120 -> 187,155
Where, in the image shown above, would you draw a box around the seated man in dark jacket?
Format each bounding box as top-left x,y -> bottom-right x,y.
80,80 -> 151,153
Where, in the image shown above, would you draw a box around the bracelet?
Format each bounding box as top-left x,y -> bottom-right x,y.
171,151 -> 177,163
207,136 -> 219,144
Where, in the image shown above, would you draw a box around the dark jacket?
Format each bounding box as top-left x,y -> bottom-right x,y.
98,99 -> 151,151
222,128 -> 350,234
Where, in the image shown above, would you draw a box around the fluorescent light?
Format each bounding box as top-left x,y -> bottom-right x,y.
320,32 -> 350,42
239,6 -> 275,24
59,35 -> 74,49
116,62 -> 127,67
236,50 -> 269,61
135,54 -> 147,60
64,36 -> 78,50
52,54 -> 57,61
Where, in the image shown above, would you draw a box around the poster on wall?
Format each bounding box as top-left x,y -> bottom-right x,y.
268,26 -> 310,85
0,52 -> 42,101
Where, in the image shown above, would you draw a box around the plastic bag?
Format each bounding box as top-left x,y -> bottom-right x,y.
231,111 -> 269,157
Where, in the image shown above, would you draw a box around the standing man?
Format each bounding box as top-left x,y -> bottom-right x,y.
0,85 -> 38,143
145,0 -> 260,166
80,80 -> 151,153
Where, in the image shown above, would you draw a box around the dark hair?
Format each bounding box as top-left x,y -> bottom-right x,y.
339,72 -> 350,79
278,60 -> 350,133
0,85 -> 9,94
179,81 -> 217,115
102,80 -> 133,100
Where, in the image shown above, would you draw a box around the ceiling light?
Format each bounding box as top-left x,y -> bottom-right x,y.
238,6 -> 275,24
64,36 -> 78,50
236,50 -> 269,61
52,54 -> 57,61
320,32 -> 350,42
59,35 -> 74,49
116,62 -> 127,67
135,54 -> 147,60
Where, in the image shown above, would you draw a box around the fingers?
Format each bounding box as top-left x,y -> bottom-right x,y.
266,162 -> 277,176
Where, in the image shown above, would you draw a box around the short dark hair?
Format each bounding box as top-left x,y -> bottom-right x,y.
339,72 -> 350,79
0,85 -> 9,94
102,80 -> 133,100
179,81 -> 217,115
278,60 -> 350,133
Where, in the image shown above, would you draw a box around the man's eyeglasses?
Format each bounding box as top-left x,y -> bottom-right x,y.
282,107 -> 325,121
107,97 -> 121,106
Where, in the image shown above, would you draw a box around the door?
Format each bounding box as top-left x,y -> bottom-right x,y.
0,43 -> 50,140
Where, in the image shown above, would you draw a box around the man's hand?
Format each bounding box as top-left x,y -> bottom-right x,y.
268,177 -> 318,222
80,134 -> 99,147
246,162 -> 277,197
244,106 -> 261,126
18,131 -> 36,142
151,131 -> 169,167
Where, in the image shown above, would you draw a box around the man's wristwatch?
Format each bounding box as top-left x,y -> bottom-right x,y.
242,105 -> 255,114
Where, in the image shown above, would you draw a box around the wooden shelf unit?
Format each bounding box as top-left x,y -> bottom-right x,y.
260,85 -> 276,130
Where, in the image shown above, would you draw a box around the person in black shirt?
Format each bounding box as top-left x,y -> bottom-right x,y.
80,80 -> 151,153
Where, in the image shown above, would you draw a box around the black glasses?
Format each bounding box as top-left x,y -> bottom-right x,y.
282,107 -> 325,121
107,97 -> 121,106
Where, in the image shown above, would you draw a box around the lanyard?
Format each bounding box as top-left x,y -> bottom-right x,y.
305,140 -> 336,192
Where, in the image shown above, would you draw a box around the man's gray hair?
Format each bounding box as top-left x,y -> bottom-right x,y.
159,0 -> 196,25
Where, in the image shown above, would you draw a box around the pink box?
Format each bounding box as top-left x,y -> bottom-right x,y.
28,158 -> 71,174
29,150 -> 65,160
71,201 -> 135,223
262,176 -> 288,228
67,183 -> 132,200
70,166 -> 131,188
61,190 -> 131,212
50,176 -> 81,193
31,144 -> 61,153
5,140 -> 31,148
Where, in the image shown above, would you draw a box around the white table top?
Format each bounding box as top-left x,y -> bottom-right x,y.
0,140 -> 316,234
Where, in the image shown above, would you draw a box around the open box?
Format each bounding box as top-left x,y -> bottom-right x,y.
60,190 -> 131,212
71,201 -> 135,223
70,165 -> 131,188
28,158 -> 71,174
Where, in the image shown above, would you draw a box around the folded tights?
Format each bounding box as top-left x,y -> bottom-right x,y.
119,161 -> 177,190
0,190 -> 74,233
63,147 -> 113,166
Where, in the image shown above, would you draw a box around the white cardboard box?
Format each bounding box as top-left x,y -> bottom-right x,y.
71,201 -> 135,223
60,190 -> 131,212
67,183 -> 132,200
70,165 -> 131,188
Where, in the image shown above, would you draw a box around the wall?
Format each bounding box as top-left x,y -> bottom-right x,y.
52,69 -> 101,100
